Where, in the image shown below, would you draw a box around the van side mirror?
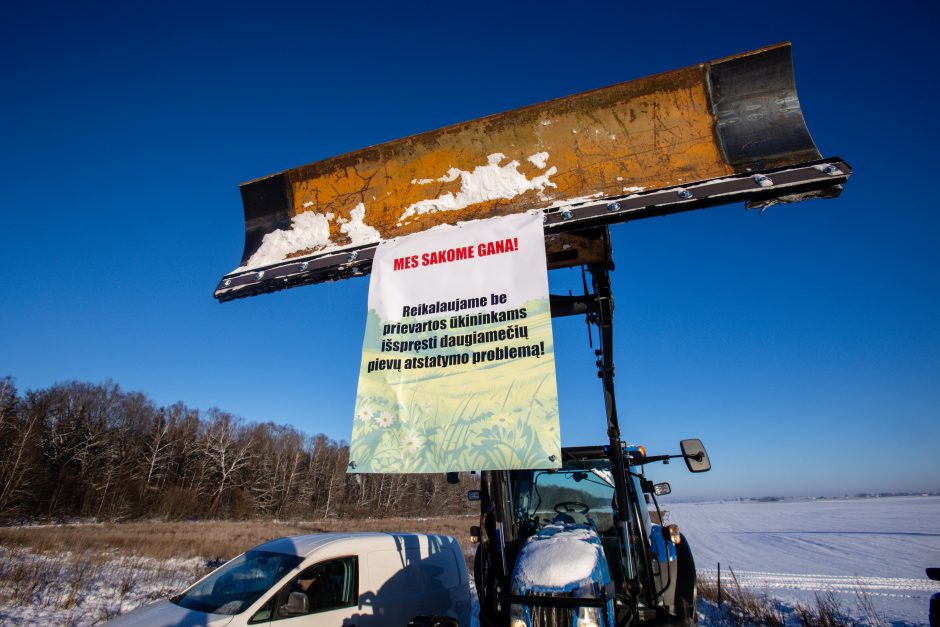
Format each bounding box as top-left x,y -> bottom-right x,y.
680,439 -> 711,473
281,591 -> 308,616
467,490 -> 481,501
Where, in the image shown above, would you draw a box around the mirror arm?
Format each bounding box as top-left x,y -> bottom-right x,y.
632,453 -> 687,465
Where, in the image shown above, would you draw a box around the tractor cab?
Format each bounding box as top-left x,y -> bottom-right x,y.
474,441 -> 709,626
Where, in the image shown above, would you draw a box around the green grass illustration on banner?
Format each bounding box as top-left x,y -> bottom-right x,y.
351,298 -> 559,472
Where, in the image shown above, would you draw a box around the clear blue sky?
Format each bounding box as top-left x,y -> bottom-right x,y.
2,1 -> 937,498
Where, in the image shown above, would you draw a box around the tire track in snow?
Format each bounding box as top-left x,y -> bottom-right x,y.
698,569 -> 940,598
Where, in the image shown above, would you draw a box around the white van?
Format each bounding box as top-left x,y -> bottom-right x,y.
106,532 -> 471,626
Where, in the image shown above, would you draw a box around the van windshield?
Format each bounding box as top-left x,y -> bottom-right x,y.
173,551 -> 303,615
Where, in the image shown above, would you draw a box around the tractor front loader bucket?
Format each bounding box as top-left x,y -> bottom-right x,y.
215,42 -> 850,302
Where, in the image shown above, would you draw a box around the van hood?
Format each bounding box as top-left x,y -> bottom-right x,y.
104,599 -> 234,627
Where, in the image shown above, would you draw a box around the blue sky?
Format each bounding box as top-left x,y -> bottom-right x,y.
1,1 -> 937,498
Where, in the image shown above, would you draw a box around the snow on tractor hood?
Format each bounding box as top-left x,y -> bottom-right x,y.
511,522 -> 612,596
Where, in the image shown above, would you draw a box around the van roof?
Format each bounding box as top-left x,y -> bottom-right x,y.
253,532 -> 450,558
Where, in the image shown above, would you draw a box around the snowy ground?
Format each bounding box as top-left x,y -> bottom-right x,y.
667,495 -> 940,625
0,546 -> 207,626
1,496 -> 938,625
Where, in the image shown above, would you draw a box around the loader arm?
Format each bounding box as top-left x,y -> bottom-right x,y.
214,42 -> 850,302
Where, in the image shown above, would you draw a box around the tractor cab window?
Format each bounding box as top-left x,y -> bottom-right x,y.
512,463 -> 617,534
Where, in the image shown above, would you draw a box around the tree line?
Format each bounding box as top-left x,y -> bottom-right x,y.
0,377 -> 477,521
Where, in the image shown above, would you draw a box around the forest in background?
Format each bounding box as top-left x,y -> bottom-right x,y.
0,377 -> 476,521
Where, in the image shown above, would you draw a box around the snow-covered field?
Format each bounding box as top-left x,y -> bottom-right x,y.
1,496 -> 938,625
668,495 -> 940,625
0,546 -> 207,626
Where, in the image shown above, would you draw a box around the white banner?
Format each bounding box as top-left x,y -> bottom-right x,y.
350,211 -> 560,473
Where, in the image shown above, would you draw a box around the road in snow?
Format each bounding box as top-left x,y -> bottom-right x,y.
667,496 -> 940,625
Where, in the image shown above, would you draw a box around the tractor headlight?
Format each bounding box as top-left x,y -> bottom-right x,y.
667,523 -> 681,545
509,603 -> 527,627
577,606 -> 601,627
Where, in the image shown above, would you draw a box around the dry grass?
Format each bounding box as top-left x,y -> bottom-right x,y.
793,590 -> 845,627
853,583 -> 888,627
0,516 -> 478,563
695,566 -> 878,626
0,544 -> 206,624
697,568 -> 787,626
0,517 -> 480,625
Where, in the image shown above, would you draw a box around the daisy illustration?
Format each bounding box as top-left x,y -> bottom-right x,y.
355,402 -> 374,424
401,430 -> 425,454
376,410 -> 395,428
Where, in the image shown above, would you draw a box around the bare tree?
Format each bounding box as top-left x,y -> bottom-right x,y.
203,409 -> 254,515
0,377 -> 478,521
0,381 -> 43,513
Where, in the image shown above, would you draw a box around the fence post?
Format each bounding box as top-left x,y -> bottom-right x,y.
717,562 -> 722,608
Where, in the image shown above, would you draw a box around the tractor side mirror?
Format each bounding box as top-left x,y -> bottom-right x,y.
680,439 -> 711,473
467,490 -> 481,501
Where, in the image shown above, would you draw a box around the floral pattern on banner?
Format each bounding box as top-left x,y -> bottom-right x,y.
350,300 -> 559,473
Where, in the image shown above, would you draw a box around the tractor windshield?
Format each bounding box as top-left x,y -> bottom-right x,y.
511,462 -> 617,533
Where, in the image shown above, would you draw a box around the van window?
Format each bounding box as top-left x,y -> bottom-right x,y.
259,556 -> 357,622
369,547 -> 459,596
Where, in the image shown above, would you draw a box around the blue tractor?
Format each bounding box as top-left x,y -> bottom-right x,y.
471,256 -> 711,626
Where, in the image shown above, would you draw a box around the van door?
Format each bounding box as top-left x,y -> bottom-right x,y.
363,539 -> 466,626
249,556 -> 366,626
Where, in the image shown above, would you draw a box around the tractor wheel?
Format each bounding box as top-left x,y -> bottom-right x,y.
674,534 -> 698,626
473,546 -> 484,598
